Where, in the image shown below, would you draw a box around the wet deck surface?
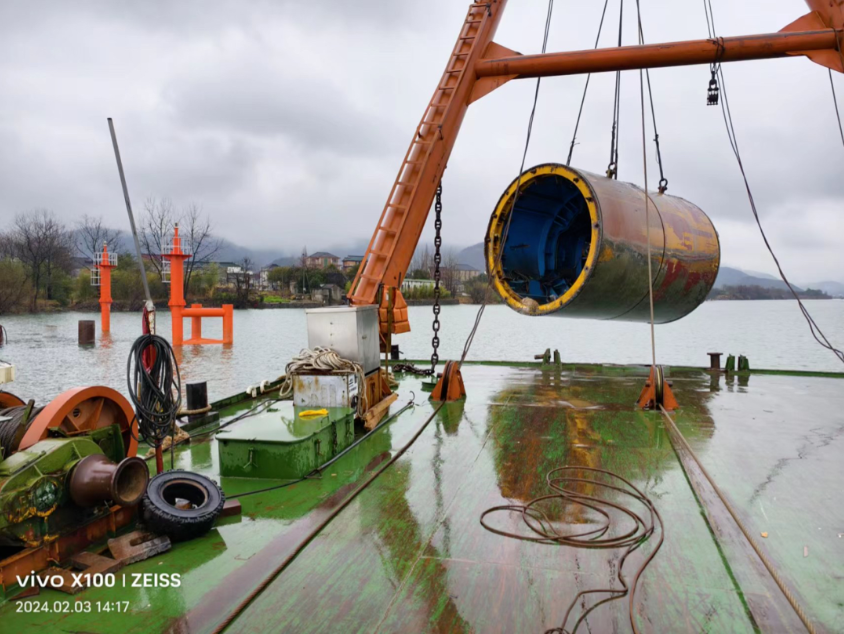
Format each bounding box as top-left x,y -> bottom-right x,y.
4,364 -> 843,633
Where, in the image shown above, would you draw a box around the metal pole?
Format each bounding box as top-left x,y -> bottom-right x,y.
107,118 -> 155,317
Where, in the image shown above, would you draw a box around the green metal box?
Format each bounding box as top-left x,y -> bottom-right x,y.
216,404 -> 356,479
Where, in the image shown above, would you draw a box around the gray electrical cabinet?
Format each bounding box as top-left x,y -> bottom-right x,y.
305,305 -> 380,375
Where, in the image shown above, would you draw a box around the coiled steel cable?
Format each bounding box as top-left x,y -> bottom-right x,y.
481,466 -> 663,634
0,404 -> 43,459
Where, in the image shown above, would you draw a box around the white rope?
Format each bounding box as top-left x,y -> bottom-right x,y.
277,347 -> 369,418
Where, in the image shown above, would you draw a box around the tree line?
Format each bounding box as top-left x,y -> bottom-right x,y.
708,284 -> 831,301
0,199 -> 221,314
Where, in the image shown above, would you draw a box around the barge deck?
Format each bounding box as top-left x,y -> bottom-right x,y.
3,362 -> 843,633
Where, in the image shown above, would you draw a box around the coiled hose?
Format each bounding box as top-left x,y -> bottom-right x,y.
127,333 -> 182,448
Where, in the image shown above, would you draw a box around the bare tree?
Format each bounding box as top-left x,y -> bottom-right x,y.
139,197 -> 176,280
181,203 -> 222,297
440,248 -> 460,294
75,215 -> 121,262
297,247 -> 310,294
43,222 -> 74,301
233,257 -> 254,307
10,210 -> 74,310
409,243 -> 434,278
140,198 -> 221,299
0,259 -> 29,314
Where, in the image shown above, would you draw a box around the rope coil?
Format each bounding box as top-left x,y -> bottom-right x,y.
277,347 -> 369,418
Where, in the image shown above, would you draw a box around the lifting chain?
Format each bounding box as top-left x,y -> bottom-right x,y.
393,181 -> 443,379
430,181 -> 443,375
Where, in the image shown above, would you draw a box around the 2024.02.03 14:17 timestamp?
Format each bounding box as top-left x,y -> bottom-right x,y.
16,600 -> 131,613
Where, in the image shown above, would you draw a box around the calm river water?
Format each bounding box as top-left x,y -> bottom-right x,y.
0,300 -> 841,402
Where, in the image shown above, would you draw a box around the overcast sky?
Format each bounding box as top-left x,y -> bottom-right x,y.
0,0 -> 842,283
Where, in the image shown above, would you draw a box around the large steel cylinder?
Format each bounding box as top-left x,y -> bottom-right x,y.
485,164 -> 720,323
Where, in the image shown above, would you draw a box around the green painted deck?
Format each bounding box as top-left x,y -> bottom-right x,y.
3,364 -> 843,633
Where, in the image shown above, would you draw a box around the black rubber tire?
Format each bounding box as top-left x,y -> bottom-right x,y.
142,470 -> 225,542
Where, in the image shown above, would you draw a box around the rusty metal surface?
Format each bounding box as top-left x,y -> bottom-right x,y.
68,455 -> 148,508
19,386 -> 138,457
475,28 -> 843,79
486,164 -> 720,323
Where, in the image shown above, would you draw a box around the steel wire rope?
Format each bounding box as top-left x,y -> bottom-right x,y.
458,0 -> 556,366
830,70 -> 844,149
637,5 -> 657,369
634,0 -> 669,192
480,467 -> 664,634
704,3 -> 844,365
606,0 -> 624,179
478,13 -> 664,632
659,405 -> 816,633
829,28 -> 844,151
0,403 -> 42,459
566,0 -> 612,165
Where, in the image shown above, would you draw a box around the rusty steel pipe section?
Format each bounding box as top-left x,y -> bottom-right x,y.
69,454 -> 149,507
485,164 -> 720,323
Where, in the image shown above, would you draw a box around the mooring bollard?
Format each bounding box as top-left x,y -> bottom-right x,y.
78,320 -> 95,345
186,381 -> 209,422
707,352 -> 722,371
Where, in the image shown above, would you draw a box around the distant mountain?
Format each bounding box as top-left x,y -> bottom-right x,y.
270,255 -> 300,267
739,269 -> 778,281
454,245 -> 843,297
710,267 -> 806,292
807,281 -> 844,298
457,243 -> 486,271
270,246 -> 367,268
713,267 -> 799,291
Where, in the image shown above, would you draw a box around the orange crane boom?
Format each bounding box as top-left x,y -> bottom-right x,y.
348,0 -> 843,322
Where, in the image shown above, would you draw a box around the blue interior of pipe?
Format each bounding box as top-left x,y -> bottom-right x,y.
500,174 -> 591,303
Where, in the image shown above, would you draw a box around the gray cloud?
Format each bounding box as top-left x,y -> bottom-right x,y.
0,0 -> 841,283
